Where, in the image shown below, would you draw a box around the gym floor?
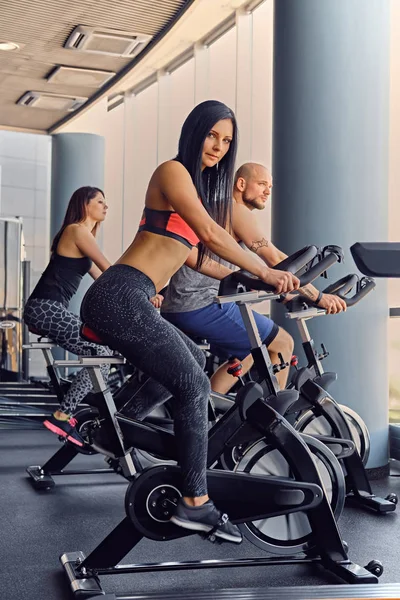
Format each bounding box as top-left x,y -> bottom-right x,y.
1,430 -> 400,600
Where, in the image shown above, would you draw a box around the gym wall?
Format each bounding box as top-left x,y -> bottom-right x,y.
59,0 -> 274,266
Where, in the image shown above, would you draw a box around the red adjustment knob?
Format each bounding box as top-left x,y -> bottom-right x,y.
227,361 -> 243,377
290,355 -> 299,367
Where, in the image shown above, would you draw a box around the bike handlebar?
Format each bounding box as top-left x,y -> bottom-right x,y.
322,274 -> 359,296
286,274 -> 376,313
272,245 -> 318,274
336,277 -> 376,307
218,247 -> 341,296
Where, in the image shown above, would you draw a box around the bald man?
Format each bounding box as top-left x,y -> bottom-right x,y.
161,163 -> 345,394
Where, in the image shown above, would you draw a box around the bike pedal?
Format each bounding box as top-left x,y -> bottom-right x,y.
202,531 -> 223,544
227,361 -> 243,377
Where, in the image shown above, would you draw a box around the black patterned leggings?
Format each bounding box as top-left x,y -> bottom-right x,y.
81,264 -> 210,497
24,298 -> 111,414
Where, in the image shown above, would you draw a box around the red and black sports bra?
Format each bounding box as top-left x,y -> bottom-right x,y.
138,207 -> 199,249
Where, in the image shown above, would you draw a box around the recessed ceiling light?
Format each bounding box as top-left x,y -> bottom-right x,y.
65,26 -> 151,58
0,41 -> 20,51
17,91 -> 87,112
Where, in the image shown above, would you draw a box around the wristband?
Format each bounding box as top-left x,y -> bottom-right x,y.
315,291 -> 323,305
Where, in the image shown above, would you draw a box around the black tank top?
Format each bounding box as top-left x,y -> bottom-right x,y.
30,253 -> 92,305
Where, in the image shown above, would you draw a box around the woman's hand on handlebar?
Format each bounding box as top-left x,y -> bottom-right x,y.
261,267 -> 300,294
150,294 -> 164,309
317,293 -> 347,314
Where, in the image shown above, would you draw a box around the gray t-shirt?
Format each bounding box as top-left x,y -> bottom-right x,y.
161,264 -> 220,313
161,243 -> 246,314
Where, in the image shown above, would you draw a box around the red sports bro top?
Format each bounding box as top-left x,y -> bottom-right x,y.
138,207 -> 199,249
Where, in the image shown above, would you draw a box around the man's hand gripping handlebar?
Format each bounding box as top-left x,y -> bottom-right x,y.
218,245 -> 342,297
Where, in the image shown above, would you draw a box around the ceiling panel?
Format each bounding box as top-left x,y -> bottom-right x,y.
0,0 -> 189,131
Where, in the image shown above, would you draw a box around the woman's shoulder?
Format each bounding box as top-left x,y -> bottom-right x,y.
154,160 -> 190,179
63,223 -> 88,237
63,223 -> 81,232
59,224 -> 93,249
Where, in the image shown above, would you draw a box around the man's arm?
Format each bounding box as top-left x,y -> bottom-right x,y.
231,203 -> 285,267
185,247 -> 233,280
251,240 -> 319,301
231,203 -> 345,310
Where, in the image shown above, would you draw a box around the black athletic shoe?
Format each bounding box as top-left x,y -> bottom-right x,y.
43,415 -> 84,447
170,498 -> 242,544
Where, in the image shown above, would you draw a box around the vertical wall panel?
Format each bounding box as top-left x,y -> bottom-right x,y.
103,102 -> 124,261
157,72 -> 173,165
250,0 -> 274,240
123,83 -> 159,248
251,0 -> 273,168
194,43 -> 210,104
208,27 -> 237,110
167,59 -> 196,156
235,9 -> 253,167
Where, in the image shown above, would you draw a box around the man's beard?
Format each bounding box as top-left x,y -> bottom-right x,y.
243,194 -> 266,210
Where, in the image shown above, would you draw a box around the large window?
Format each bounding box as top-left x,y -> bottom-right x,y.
389,0 -> 400,421
389,317 -> 400,423
388,113 -> 399,422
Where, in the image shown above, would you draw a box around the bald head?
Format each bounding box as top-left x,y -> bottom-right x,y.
234,162 -> 269,185
234,162 -> 273,210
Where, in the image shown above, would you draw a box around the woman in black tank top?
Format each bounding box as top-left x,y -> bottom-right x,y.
24,186 -> 113,447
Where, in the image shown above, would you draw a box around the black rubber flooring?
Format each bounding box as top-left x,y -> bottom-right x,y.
1,429 -> 399,600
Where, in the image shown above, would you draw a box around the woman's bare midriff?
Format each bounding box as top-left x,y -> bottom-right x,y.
115,231 -> 191,292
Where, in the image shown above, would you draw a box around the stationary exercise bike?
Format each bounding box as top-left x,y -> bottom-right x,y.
351,241 -> 400,474
215,266 -> 397,514
0,331 -> 65,427
57,248 -> 383,598
26,246 -> 339,489
288,274 -> 371,463
285,275 -> 397,512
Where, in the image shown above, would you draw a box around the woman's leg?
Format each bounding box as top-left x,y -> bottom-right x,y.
24,299 -> 111,446
81,266 -> 242,542
109,322 -> 211,499
82,272 -> 211,497
118,323 -> 207,421
25,298 -> 111,414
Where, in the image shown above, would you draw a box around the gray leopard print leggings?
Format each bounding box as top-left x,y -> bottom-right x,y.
24,298 -> 111,414
81,264 -> 210,497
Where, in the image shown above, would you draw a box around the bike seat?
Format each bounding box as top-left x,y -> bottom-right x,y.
267,389 -> 300,416
28,325 -> 44,336
80,323 -> 107,345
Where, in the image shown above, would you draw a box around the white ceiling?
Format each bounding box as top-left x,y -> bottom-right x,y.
0,0 -> 190,132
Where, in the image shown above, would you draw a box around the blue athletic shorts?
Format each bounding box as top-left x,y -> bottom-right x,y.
162,302 -> 279,361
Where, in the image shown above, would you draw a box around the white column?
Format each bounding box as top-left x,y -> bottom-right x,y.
194,42 -> 209,105
235,7 -> 253,166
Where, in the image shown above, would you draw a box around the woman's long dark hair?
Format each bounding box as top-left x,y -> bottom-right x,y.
51,186 -> 104,253
176,100 -> 238,268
